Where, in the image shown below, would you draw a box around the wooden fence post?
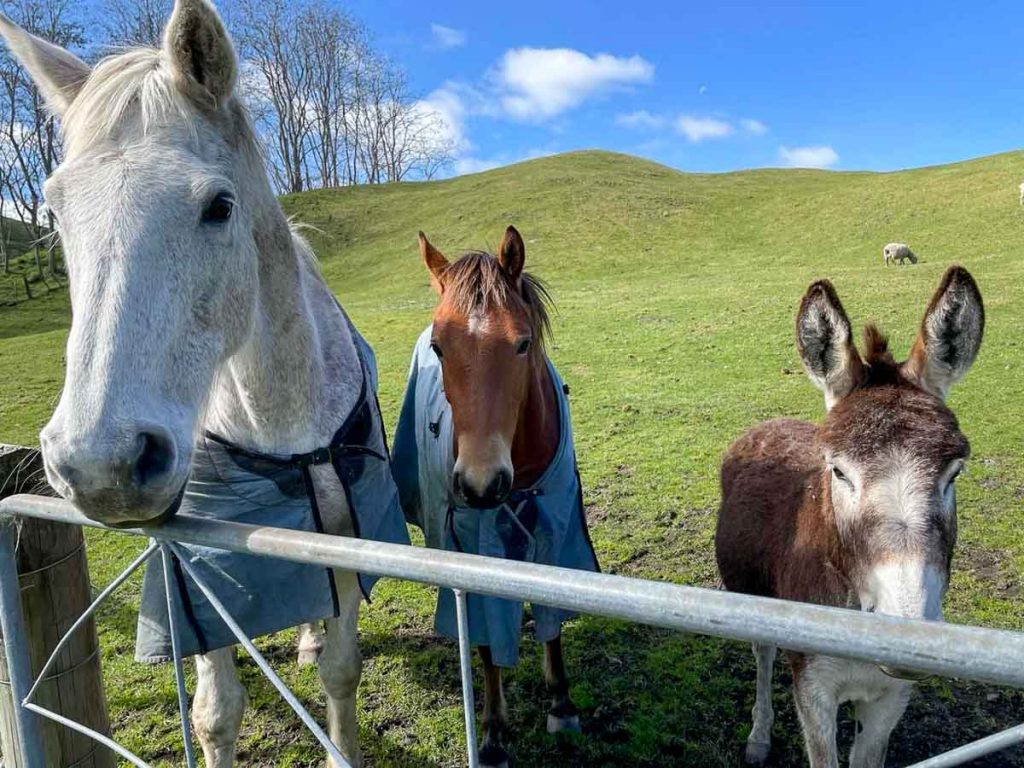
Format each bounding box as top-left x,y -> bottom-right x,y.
0,445 -> 115,768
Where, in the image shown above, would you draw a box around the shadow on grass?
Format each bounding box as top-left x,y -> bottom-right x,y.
365,609 -> 1024,767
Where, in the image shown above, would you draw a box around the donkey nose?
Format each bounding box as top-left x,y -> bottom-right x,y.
43,425 -> 182,524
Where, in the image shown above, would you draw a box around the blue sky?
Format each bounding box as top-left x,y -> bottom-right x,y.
345,0 -> 1024,176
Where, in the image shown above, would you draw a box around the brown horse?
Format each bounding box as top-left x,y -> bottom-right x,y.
716,267 -> 984,768
394,225 -> 599,767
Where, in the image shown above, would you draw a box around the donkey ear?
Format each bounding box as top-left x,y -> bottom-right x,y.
498,225 -> 525,285
903,266 -> 984,400
0,13 -> 90,116
162,0 -> 237,105
418,231 -> 449,294
796,280 -> 865,410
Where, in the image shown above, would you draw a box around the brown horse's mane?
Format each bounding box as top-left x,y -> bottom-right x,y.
443,251 -> 554,347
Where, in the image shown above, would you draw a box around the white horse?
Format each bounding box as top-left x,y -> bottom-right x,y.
1,2 -> 365,765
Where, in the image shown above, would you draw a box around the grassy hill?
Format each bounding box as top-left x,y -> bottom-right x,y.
1,150 -> 1023,766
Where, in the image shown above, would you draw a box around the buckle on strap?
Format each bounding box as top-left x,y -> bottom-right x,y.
291,446 -> 333,468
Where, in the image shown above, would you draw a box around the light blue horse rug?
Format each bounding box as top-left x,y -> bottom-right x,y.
392,327 -> 599,668
135,323 -> 410,663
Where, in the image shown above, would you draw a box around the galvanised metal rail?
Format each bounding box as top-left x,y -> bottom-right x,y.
1,493 -> 1021,767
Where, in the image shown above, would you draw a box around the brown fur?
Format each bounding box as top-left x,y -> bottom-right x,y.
418,227 -> 575,767
717,267 -> 983,767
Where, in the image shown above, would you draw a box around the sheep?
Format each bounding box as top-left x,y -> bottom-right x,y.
882,242 -> 917,266
1018,181 -> 1024,207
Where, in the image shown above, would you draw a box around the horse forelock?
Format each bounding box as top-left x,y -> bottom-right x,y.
442,251 -> 553,347
62,47 -> 252,157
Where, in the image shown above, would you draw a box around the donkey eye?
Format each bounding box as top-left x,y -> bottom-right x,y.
516,338 -> 532,356
202,192 -> 234,224
831,465 -> 852,486
430,342 -> 443,359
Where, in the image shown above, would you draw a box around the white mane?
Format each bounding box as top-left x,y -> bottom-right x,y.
62,47 -> 240,155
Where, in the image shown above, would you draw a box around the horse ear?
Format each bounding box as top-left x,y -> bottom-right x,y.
498,225 -> 525,285
163,0 -> 237,105
0,13 -> 90,116
902,266 -> 984,400
796,280 -> 865,410
419,231 -> 449,294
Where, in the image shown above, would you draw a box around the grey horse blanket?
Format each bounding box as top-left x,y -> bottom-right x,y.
392,327 -> 599,667
135,324 -> 410,663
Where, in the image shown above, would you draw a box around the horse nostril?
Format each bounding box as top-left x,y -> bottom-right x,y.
452,470 -> 465,498
134,431 -> 175,488
487,471 -> 512,504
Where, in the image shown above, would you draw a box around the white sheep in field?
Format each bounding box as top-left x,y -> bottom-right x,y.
1018,181 -> 1024,207
882,242 -> 917,266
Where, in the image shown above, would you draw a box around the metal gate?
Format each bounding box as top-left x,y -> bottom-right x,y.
1,493 -> 1022,768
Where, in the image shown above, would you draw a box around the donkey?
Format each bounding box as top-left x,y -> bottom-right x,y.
0,2 -> 410,765
392,227 -> 600,768
716,266 -> 984,768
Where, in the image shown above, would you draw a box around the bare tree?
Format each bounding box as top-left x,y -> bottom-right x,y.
0,0 -> 83,279
233,0 -> 452,192
101,0 -> 169,48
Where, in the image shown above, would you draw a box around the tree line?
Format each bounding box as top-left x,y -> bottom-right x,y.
0,0 -> 453,279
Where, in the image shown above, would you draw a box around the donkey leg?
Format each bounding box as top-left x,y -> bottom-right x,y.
745,643 -> 777,766
849,686 -> 911,768
479,646 -> 509,768
792,662 -> 839,768
192,646 -> 246,768
297,621 -> 326,666
544,635 -> 580,734
318,570 -> 363,768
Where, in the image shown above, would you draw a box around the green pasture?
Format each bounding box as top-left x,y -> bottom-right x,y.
1,150 -> 1022,765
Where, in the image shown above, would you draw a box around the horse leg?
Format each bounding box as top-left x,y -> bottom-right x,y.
318,570 -> 363,768
745,643 -> 777,766
298,621 -> 325,666
192,646 -> 246,768
544,635 -> 580,734
479,646 -> 509,768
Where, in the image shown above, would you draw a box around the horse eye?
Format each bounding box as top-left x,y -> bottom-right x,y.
430,342 -> 443,359
516,338 -> 531,356
202,192 -> 234,224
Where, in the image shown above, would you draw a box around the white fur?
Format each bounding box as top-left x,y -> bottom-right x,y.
882,242 -> 916,266
467,311 -> 491,337
1,2 -> 368,764
795,656 -> 913,768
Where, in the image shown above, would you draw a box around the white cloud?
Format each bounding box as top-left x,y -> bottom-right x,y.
674,115 -> 734,143
698,84 -> 708,96
418,85 -> 472,156
430,23 -> 466,50
740,118 -> 768,136
493,48 -> 654,121
615,110 -> 666,130
778,145 -> 839,168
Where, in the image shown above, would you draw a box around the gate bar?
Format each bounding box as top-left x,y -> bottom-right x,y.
454,589 -> 480,768
3,495 -> 1024,690
908,722 -> 1024,767
0,519 -> 46,768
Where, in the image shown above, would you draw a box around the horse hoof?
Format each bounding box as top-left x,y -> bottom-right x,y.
546,712 -> 581,734
745,739 -> 771,766
479,744 -> 509,768
297,648 -> 321,666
